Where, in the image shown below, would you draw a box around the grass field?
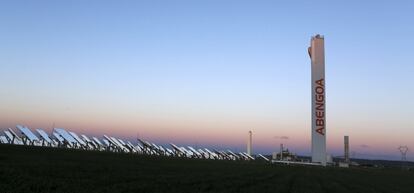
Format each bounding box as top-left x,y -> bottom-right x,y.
0,144 -> 413,193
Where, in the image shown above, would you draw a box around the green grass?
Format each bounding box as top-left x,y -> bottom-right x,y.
0,144 -> 413,193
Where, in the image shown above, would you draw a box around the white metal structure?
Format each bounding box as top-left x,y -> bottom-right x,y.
54,128 -> 77,147
17,125 -> 40,145
258,154 -> 270,162
36,129 -> 53,146
0,135 -> 8,143
69,131 -> 87,148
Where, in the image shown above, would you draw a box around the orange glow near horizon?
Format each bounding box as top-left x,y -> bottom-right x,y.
1,80 -> 413,160
1,106 -> 412,160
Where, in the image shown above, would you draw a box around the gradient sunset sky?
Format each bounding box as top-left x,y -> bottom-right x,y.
1,0 -> 413,160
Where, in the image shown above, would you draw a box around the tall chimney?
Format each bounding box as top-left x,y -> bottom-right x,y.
247,130 -> 252,156
280,143 -> 284,160
344,136 -> 349,163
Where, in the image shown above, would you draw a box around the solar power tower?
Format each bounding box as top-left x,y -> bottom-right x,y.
308,34 -> 327,165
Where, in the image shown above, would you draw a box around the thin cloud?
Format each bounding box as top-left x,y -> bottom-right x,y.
360,144 -> 370,148
274,136 -> 289,140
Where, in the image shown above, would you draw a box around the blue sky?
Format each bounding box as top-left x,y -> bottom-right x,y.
0,0 -> 413,160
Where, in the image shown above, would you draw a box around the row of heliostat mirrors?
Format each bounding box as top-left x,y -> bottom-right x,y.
0,125 -> 267,161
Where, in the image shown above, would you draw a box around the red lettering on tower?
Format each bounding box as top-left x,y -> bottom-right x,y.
314,78 -> 325,136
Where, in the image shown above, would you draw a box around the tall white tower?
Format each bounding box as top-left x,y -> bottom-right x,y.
344,136 -> 350,163
247,130 -> 252,156
308,34 -> 327,165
